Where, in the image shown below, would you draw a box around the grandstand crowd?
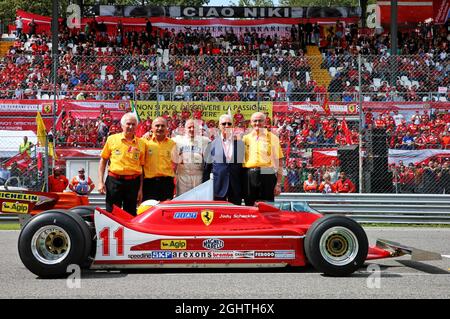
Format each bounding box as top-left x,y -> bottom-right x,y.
2,15 -> 450,193
1,17 -> 448,103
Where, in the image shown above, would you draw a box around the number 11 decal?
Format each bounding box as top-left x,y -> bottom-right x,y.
99,227 -> 124,256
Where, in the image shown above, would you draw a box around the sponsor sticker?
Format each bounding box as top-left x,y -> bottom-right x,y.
255,251 -> 276,258
254,250 -> 295,259
274,251 -> 296,259
201,210 -> 214,226
172,251 -> 213,259
234,251 -> 255,259
161,240 -> 187,250
202,238 -> 224,250
174,212 -> 198,219
151,251 -> 173,259
211,251 -> 234,259
2,201 -> 29,214
0,192 -> 38,202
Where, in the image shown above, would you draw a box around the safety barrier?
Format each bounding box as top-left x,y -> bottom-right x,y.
1,193 -> 449,225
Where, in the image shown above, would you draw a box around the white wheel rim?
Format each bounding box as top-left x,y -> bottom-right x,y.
31,226 -> 71,265
319,226 -> 359,266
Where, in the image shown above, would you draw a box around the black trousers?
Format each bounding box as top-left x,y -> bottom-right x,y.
105,176 -> 140,216
143,176 -> 175,202
244,168 -> 277,206
214,181 -> 242,206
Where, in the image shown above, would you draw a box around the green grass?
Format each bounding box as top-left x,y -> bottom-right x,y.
0,223 -> 21,230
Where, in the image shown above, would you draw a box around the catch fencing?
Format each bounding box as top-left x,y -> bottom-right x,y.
0,50 -> 449,194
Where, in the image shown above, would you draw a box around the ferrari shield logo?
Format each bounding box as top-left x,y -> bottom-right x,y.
201,210 -> 214,226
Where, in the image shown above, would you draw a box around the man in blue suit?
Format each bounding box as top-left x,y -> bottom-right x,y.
204,114 -> 245,205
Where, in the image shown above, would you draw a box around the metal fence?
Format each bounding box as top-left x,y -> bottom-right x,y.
0,135 -> 47,191
0,50 -> 448,194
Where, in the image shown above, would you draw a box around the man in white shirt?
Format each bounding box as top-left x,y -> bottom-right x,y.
392,110 -> 404,127
172,119 -> 210,196
15,16 -> 23,38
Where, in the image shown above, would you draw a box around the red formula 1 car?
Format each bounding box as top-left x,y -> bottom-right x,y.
17,200 -> 439,278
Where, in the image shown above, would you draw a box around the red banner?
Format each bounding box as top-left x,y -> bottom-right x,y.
273,102 -> 359,115
56,100 -> 130,130
15,9 -> 358,37
0,100 -> 56,116
312,148 -> 339,167
274,101 -> 450,115
434,0 -> 450,24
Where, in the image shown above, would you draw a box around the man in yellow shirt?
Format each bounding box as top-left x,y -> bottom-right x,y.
142,117 -> 176,201
98,113 -> 146,216
243,112 -> 284,206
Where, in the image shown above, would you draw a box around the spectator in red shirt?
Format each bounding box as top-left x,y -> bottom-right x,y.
48,167 -> 69,192
333,171 -> 356,193
442,132 -> 450,149
365,110 -> 374,129
234,109 -> 244,126
374,114 -> 386,129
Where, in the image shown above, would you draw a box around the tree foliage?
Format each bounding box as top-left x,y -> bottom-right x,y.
235,0 -> 275,6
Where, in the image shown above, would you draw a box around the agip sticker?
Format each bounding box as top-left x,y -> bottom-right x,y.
2,202 -> 29,214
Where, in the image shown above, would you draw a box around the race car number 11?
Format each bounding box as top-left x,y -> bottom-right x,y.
99,227 -> 124,256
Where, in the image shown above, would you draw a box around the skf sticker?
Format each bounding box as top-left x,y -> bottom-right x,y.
201,210 -> 214,226
2,202 -> 29,214
161,240 -> 187,250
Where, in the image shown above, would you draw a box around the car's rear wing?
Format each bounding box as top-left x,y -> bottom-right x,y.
376,239 -> 442,261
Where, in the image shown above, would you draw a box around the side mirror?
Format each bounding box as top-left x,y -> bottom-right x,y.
256,202 -> 280,213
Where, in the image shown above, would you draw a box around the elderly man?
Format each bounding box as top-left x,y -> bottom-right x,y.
142,117 -> 176,201
98,113 -> 146,215
204,114 -> 245,205
172,119 -> 210,196
243,112 -> 284,206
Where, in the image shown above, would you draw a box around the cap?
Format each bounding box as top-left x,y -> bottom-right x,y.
78,168 -> 85,173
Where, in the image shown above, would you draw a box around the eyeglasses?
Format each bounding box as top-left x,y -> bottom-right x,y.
220,122 -> 233,126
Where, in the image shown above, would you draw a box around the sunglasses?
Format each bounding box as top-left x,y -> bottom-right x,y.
220,122 -> 233,126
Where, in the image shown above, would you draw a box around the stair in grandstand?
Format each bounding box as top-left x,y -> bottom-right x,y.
306,45 -> 332,89
0,40 -> 14,57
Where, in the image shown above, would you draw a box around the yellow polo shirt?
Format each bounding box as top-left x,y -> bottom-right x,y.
100,133 -> 146,175
242,129 -> 284,168
143,136 -> 176,179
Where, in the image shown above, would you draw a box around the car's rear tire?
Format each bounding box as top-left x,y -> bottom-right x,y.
18,210 -> 92,278
68,206 -> 96,223
68,206 -> 97,268
304,215 -> 368,277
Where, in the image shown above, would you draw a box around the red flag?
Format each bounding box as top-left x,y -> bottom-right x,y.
322,94 -> 331,116
5,152 -> 32,172
341,117 -> 352,145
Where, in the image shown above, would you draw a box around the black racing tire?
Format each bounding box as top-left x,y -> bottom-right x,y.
68,206 -> 97,268
304,215 -> 368,277
68,206 -> 96,223
18,210 -> 92,278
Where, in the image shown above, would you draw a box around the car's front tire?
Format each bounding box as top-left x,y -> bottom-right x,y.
18,210 -> 92,278
304,215 -> 368,276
